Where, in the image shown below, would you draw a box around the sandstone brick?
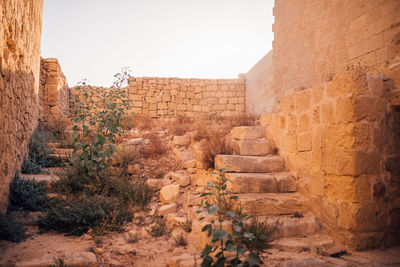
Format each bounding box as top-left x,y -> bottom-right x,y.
231,139 -> 272,156
171,171 -> 191,187
230,126 -> 263,140
215,155 -> 285,173
158,203 -> 177,216
297,133 -> 312,152
160,184 -> 180,204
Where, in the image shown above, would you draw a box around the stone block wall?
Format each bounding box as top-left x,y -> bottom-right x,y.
127,75 -> 246,119
247,0 -> 400,113
0,0 -> 44,211
260,70 -> 400,250
246,51 -> 273,114
39,58 -> 69,123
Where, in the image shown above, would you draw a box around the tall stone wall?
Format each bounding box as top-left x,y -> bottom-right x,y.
39,58 -> 69,123
260,69 -> 400,250
247,0 -> 400,112
0,0 -> 44,211
246,51 -> 273,114
127,76 -> 246,119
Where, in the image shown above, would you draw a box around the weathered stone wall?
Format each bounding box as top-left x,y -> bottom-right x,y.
0,0 -> 44,211
127,76 -> 246,119
260,69 -> 400,250
39,58 -> 69,123
246,51 -> 273,114
247,0 -> 400,113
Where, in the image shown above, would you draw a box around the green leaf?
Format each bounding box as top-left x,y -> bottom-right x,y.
247,252 -> 261,264
207,205 -> 219,214
201,224 -> 212,233
205,182 -> 214,189
226,210 -> 236,218
233,224 -> 241,232
212,229 -> 227,242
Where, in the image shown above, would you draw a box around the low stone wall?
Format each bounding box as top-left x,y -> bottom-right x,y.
127,75 -> 246,119
260,69 -> 400,250
39,58 -> 69,123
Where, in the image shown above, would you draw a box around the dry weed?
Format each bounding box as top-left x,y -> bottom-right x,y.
139,132 -> 168,158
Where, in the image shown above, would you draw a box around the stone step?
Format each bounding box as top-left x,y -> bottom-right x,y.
47,142 -> 62,149
230,126 -> 263,140
51,148 -> 74,155
257,212 -> 320,240
231,139 -> 273,156
271,233 -> 336,253
20,173 -> 60,184
225,172 -> 296,193
215,155 -> 284,173
49,153 -> 70,160
235,193 -> 309,216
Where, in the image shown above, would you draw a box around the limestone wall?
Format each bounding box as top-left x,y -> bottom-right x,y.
39,58 -> 69,123
260,69 -> 400,250
0,0 -> 44,211
127,76 -> 246,119
246,51 -> 273,114
247,0 -> 400,113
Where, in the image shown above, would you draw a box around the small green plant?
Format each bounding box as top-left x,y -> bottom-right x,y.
8,175 -> 49,212
21,127 -> 52,174
0,212 -> 27,242
197,169 -> 264,266
147,218 -> 167,237
174,234 -> 188,247
179,217 -> 192,233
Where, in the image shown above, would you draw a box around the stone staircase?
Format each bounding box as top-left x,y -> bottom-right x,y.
48,142 -> 73,161
211,126 -> 336,251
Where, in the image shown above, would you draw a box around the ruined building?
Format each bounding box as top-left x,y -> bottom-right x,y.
1,0 -> 399,250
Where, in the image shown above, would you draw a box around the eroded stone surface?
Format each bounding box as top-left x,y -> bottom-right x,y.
215,155 -> 285,173
230,126 -> 264,140
160,184 -> 180,204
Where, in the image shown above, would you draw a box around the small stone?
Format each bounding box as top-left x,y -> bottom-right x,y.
160,184 -> 180,204
173,135 -> 191,147
63,252 -> 97,267
94,247 -> 104,254
146,178 -> 163,190
187,168 -> 196,174
82,233 -> 92,240
166,214 -> 187,229
182,159 -> 196,169
159,203 -> 178,216
320,246 -> 346,257
171,171 -> 191,187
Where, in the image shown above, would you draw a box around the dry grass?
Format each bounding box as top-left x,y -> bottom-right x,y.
191,113 -> 258,168
168,115 -> 194,136
139,132 -> 168,159
122,113 -> 154,130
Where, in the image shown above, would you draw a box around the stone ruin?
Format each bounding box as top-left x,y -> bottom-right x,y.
1,0 -> 400,253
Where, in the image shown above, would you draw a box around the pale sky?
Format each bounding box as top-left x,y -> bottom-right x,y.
41,0 -> 274,87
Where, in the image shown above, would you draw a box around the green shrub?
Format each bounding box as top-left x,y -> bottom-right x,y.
38,196 -> 132,236
21,127 -> 52,174
52,167 -> 151,208
237,218 -> 278,252
8,175 -> 49,212
0,212 -> 27,242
